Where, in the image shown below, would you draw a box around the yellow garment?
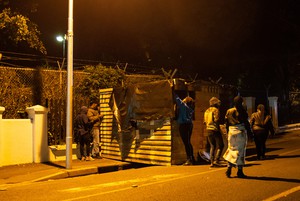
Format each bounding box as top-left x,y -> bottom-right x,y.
204,107 -> 220,131
87,108 -> 101,128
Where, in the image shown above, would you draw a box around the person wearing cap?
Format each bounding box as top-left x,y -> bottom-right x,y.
204,97 -> 224,167
175,95 -> 195,165
223,96 -> 254,178
87,100 -> 104,159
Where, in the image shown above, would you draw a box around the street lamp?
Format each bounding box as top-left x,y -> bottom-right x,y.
56,35 -> 64,42
66,0 -> 74,170
56,35 -> 66,67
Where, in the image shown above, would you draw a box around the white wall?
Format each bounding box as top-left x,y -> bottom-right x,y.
0,106 -> 33,166
0,105 -> 49,167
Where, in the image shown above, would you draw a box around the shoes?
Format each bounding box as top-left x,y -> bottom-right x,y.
85,156 -> 95,161
237,170 -> 247,178
183,159 -> 193,166
213,160 -> 222,166
209,160 -> 223,168
92,154 -> 102,159
225,167 -> 232,178
199,151 -> 210,162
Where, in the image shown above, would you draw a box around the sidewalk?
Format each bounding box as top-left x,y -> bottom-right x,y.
0,157 -> 134,187
0,126 -> 299,188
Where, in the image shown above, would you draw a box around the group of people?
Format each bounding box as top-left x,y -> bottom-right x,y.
74,100 -> 104,161
76,94 -> 274,177
176,94 -> 274,178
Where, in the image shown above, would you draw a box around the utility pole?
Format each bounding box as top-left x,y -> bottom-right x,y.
66,0 -> 74,169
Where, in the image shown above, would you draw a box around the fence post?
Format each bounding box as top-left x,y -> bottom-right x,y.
0,106 -> 4,120
0,107 -> 4,165
26,105 -> 49,163
243,97 -> 256,118
268,97 -> 279,130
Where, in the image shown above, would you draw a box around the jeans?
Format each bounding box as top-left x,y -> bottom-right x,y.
179,123 -> 194,160
207,130 -> 224,162
79,133 -> 91,157
91,127 -> 100,156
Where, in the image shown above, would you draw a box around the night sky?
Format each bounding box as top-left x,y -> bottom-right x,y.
5,0 -> 300,90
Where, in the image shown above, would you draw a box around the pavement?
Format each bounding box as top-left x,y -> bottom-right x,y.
0,124 -> 299,188
0,157 -> 138,187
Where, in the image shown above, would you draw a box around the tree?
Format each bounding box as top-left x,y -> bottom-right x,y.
0,1 -> 47,55
79,65 -> 126,101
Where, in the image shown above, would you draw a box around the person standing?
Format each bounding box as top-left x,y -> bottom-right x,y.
250,104 -> 275,160
87,101 -> 104,159
223,96 -> 253,178
74,106 -> 94,161
204,97 -> 224,167
175,95 -> 195,165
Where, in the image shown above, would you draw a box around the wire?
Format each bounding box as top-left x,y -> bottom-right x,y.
0,50 -> 164,75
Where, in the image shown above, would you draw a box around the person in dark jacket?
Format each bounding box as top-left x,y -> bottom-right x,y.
75,106 -> 94,161
250,104 -> 275,160
175,95 -> 195,165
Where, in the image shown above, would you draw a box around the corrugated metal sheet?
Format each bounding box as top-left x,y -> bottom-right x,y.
99,88 -> 172,166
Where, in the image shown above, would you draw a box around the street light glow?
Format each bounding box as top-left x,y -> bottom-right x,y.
56,35 -> 64,42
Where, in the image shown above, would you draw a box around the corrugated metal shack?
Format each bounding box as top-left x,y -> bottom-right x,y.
99,79 -> 223,166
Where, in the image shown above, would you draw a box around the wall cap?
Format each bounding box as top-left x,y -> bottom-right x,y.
26,105 -> 48,113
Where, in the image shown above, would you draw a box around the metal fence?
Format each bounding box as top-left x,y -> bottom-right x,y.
2,65 -> 298,145
0,66 -> 164,145
0,66 -> 89,145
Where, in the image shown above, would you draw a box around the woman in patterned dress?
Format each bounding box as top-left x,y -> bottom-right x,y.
223,96 -> 253,178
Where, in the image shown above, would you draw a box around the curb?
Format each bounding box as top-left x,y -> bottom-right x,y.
35,163 -> 133,182
278,123 -> 300,133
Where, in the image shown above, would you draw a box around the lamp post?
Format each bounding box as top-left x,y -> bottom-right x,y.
66,0 -> 74,169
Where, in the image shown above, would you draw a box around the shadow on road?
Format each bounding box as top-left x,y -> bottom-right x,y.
272,154 -> 300,159
244,176 -> 300,183
246,154 -> 300,162
246,147 -> 283,158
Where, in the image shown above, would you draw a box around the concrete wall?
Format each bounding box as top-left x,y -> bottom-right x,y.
0,107 -> 32,166
0,119 -> 33,166
0,105 -> 49,167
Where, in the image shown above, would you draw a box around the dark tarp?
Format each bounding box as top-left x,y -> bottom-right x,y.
109,80 -> 174,133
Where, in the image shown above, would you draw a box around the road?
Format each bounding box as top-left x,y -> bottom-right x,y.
1,131 -> 300,201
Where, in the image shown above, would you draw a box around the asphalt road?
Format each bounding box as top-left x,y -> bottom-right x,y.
1,131 -> 300,201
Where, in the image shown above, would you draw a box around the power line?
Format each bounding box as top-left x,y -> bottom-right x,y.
0,50 -> 166,75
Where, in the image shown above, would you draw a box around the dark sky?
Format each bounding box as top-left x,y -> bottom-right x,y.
8,0 -> 300,87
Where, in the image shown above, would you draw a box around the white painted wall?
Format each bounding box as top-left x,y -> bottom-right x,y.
244,97 -> 256,118
268,97 -> 279,129
0,107 -> 33,166
0,105 -> 49,167
26,105 -> 49,163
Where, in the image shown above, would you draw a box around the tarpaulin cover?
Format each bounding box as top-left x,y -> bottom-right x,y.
109,80 -> 174,132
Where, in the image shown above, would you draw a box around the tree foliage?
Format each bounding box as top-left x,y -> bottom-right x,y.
0,2 -> 47,54
79,64 -> 126,101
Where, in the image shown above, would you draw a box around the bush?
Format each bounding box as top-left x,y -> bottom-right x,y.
79,64 -> 126,101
